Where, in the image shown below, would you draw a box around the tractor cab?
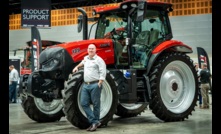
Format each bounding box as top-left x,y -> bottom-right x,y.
78,0 -> 173,69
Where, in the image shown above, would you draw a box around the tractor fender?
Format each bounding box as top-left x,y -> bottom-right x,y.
146,40 -> 193,75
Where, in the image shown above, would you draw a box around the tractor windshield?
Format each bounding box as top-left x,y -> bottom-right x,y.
95,12 -> 127,40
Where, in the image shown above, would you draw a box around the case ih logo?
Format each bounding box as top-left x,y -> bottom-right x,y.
100,43 -> 110,48
200,55 -> 207,63
72,48 -> 80,53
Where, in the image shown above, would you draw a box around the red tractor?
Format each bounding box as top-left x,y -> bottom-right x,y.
19,0 -> 209,129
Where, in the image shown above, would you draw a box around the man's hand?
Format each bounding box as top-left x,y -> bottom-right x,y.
98,80 -> 103,88
72,67 -> 78,73
72,63 -> 83,73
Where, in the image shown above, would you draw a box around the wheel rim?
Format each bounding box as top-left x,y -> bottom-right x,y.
78,80 -> 113,119
160,61 -> 195,113
120,103 -> 143,110
34,98 -> 63,114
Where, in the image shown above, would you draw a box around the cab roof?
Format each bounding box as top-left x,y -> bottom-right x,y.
93,0 -> 172,14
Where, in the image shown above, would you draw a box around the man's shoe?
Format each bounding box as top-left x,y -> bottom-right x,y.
200,106 -> 209,109
96,122 -> 102,128
86,125 -> 92,131
89,124 -> 97,131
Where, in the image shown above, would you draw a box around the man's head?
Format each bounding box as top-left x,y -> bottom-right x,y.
202,63 -> 207,69
9,65 -> 14,71
87,44 -> 96,58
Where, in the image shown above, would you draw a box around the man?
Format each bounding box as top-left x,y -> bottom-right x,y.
72,44 -> 106,131
9,65 -> 19,103
194,62 -> 202,108
199,63 -> 212,109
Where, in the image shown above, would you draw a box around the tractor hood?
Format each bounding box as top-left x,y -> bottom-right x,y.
38,38 -> 115,80
51,38 -> 115,64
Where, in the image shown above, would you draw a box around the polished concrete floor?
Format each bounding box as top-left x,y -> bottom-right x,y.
9,96 -> 212,134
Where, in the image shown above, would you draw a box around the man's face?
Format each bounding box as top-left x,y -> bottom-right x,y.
202,64 -> 206,69
87,45 -> 96,57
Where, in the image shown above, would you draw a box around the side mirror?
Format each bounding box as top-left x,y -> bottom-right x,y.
78,15 -> 83,33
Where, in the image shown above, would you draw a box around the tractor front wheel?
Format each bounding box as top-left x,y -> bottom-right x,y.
63,70 -> 118,129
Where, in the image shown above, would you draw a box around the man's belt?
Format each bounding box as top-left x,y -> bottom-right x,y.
84,80 -> 99,85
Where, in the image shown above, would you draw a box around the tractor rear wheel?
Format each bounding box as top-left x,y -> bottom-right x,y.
63,70 -> 118,129
149,52 -> 198,121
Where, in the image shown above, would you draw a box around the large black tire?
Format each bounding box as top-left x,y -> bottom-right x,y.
21,96 -> 64,122
19,73 -> 65,122
63,70 -> 118,129
111,71 -> 148,117
149,52 -> 198,121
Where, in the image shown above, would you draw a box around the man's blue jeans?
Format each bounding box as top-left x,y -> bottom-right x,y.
9,81 -> 17,102
80,83 -> 102,125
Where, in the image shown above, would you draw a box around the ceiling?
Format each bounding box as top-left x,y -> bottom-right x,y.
9,0 -> 123,15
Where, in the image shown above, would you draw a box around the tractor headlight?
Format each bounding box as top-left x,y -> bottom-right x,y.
122,5 -> 128,9
131,3 -> 137,8
42,58 -> 59,71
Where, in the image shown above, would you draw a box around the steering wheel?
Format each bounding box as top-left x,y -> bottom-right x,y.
104,27 -> 126,41
110,28 -> 117,35
113,28 -> 127,40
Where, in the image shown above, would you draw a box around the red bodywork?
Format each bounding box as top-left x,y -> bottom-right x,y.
55,39 -> 115,65
94,0 -> 171,14
152,40 -> 192,54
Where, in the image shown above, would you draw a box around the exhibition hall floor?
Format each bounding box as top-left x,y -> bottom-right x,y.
9,97 -> 212,134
